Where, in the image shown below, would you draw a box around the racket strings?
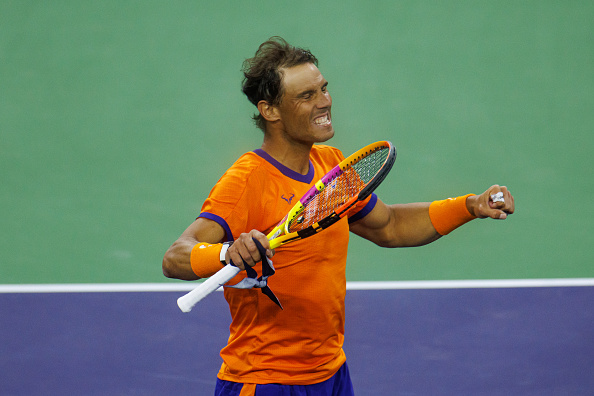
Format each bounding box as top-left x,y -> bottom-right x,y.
288,147 -> 389,232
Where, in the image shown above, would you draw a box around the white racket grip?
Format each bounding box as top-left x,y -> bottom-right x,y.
177,264 -> 241,312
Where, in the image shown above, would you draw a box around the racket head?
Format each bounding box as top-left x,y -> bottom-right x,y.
269,141 -> 396,248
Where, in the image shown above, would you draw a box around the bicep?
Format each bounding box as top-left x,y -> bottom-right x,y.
349,198 -> 440,248
180,217 -> 227,244
349,198 -> 394,246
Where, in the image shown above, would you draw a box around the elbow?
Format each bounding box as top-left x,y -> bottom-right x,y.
162,247 -> 199,281
162,255 -> 174,278
374,236 -> 403,249
368,228 -> 402,248
162,250 -> 178,279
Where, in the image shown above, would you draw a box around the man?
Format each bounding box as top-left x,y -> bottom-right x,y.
163,37 -> 515,396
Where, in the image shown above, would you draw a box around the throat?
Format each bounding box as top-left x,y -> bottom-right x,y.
260,142 -> 311,175
274,154 -> 310,175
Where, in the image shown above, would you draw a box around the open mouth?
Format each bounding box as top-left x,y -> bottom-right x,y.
313,114 -> 332,127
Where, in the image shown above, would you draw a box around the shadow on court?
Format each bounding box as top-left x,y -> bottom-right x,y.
1,287 -> 592,395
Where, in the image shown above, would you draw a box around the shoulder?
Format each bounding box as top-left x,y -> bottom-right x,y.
232,151 -> 267,171
310,144 -> 345,164
209,152 -> 269,196
221,151 -> 267,180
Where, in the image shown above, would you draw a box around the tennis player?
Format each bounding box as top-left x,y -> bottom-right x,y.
163,36 -> 515,396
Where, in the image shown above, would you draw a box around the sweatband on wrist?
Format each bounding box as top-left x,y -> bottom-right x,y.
429,194 -> 477,235
190,242 -> 230,278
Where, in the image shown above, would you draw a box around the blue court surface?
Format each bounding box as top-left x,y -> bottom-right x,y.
1,284 -> 592,395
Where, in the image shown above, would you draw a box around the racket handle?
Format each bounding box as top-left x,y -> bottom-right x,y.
177,264 -> 240,312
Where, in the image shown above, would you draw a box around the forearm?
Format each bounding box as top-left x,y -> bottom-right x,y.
162,218 -> 227,280
162,238 -> 200,280
379,202 -> 442,247
387,202 -> 442,247
352,186 -> 514,249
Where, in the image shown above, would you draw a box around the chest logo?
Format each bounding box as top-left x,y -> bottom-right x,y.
281,193 -> 295,204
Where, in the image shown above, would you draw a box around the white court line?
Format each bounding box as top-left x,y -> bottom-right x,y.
346,278 -> 594,290
0,279 -> 593,293
0,283 -> 195,293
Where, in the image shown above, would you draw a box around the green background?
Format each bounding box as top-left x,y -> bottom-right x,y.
1,1 -> 592,284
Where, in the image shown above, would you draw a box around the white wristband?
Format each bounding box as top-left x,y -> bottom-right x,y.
219,242 -> 233,264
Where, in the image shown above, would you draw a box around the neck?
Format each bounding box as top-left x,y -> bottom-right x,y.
261,135 -> 312,175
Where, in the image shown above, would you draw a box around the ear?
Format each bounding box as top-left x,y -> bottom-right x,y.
257,100 -> 281,123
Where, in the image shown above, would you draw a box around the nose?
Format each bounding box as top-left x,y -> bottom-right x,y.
317,90 -> 332,109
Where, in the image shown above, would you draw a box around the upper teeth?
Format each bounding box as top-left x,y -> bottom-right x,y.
315,115 -> 330,125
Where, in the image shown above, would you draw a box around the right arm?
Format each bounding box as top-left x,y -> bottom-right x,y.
162,218 -> 273,280
162,217 -> 225,280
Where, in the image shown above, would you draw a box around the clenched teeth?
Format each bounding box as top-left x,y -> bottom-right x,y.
314,114 -> 331,125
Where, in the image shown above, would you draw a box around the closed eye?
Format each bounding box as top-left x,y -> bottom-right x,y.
298,82 -> 329,100
299,90 -> 315,100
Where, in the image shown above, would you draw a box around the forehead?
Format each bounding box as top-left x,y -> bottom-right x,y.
280,63 -> 325,95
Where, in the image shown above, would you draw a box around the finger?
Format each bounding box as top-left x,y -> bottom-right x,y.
488,187 -> 505,208
489,200 -> 506,211
227,248 -> 246,270
228,259 -> 244,270
492,186 -> 514,216
503,187 -> 515,215
488,186 -> 513,215
485,206 -> 507,220
484,191 -> 506,220
267,248 -> 275,259
227,237 -> 258,269
243,236 -> 263,265
251,238 -> 270,263
481,205 -> 504,220
249,231 -> 275,258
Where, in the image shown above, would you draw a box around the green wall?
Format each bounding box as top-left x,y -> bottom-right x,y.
1,1 -> 592,284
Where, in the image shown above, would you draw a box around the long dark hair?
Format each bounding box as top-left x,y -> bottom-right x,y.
241,37 -> 318,131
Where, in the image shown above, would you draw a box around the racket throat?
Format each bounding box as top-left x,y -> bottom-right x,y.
297,213 -> 342,238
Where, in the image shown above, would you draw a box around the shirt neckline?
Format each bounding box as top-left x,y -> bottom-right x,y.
253,148 -> 315,184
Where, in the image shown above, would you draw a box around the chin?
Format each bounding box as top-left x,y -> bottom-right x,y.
315,126 -> 335,143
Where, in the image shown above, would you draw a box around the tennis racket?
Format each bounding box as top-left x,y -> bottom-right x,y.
177,140 -> 396,312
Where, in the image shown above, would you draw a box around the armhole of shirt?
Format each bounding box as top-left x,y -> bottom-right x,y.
197,212 -> 234,242
348,193 -> 378,224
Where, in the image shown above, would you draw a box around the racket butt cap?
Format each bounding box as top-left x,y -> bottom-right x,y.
177,296 -> 193,313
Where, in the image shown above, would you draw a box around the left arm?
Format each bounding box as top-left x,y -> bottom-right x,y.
350,185 -> 515,247
349,200 -> 440,247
